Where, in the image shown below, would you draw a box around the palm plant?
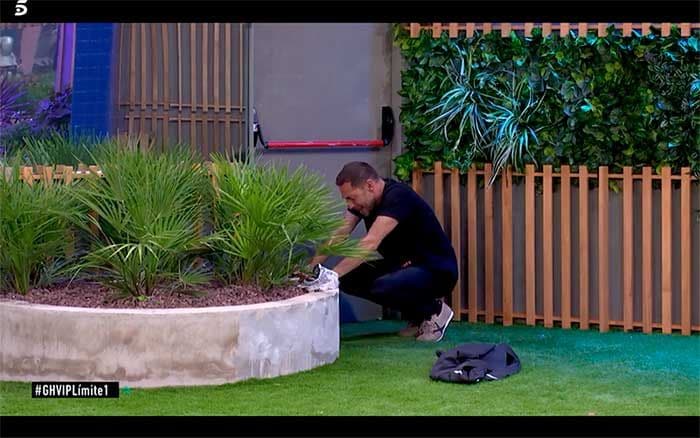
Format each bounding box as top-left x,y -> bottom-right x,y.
0,164 -> 82,294
73,144 -> 212,298
16,131 -> 101,166
207,155 -> 368,289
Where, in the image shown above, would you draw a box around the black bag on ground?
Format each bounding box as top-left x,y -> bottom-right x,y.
430,343 -> 521,384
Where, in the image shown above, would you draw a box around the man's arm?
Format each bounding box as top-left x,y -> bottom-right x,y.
332,215 -> 398,277
308,211 -> 361,267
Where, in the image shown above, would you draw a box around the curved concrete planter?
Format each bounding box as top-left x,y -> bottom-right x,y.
0,290 -> 339,388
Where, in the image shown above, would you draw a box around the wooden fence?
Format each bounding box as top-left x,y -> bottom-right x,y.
115,23 -> 248,157
404,22 -> 700,38
413,162 -> 699,335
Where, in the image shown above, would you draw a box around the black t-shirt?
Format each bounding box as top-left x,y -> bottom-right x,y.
349,179 -> 458,278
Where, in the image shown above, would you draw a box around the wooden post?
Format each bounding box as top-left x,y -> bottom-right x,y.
661,167 -> 672,334
484,163 -> 494,323
579,166 -> 590,330
434,161 -> 444,230
411,165 -> 423,197
450,168 -> 462,321
598,166 -> 610,333
467,166 -> 478,323
561,165 -> 571,329
501,167 -> 513,326
543,165 -> 553,328
623,167 -> 634,331
642,167 -> 653,333
680,168 -> 692,335
525,164 -> 536,326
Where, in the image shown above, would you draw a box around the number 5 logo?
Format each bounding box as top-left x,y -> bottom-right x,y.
15,0 -> 28,16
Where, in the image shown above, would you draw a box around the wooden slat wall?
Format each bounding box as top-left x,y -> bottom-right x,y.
410,163 -> 699,335
116,23 -> 247,158
407,23 -> 700,38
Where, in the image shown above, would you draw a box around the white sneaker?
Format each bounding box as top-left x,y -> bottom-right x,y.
301,264 -> 339,293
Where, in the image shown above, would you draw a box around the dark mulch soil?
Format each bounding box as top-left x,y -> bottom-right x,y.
0,280 -> 308,309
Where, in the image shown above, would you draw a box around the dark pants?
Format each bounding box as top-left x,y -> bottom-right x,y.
339,260 -> 457,322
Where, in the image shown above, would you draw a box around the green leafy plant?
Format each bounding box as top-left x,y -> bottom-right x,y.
207,155 -> 368,289
73,144 -> 212,298
0,165 -> 81,294
13,131 -> 101,166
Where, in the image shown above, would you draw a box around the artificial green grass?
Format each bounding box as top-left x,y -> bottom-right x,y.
1,320 -> 698,416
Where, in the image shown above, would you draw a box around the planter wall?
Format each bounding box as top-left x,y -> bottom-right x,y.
0,290 -> 339,388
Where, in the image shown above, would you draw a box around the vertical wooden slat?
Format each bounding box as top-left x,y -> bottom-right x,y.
661,23 -> 671,37
448,23 -> 458,38
501,22 -> 511,37
466,23 -> 475,38
661,166 -> 672,334
642,167 -> 653,333
202,23 -> 208,114
598,166 -> 610,333
190,24 -> 197,151
578,22 -> 588,37
140,23 -> 147,111
129,24 -> 136,110
501,168 -> 513,326
21,166 -> 33,186
579,166 -> 590,330
40,166 -> 52,186
150,24 -> 158,105
411,166 -> 423,196
432,22 -> 442,38
622,23 -> 632,36
484,163 -> 495,324
642,22 -> 652,36
467,166 -> 478,323
410,23 -> 420,38
161,24 -> 170,149
62,166 -> 73,184
434,161 -> 444,229
524,23 -> 534,37
597,22 -> 608,37
213,23 -> 220,113
239,23 -> 244,151
176,24 -> 183,144
560,22 -> 570,37
224,23 -> 231,149
162,24 -> 169,106
561,165 -> 571,329
450,168 -> 462,321
623,167 -> 634,331
680,167 -> 692,335
680,23 -> 691,37
542,23 -> 552,37
525,164 -> 536,326
482,23 -> 492,35
543,165 -> 553,328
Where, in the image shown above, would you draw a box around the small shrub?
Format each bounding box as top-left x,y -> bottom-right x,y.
74,144 -> 212,297
208,155 -> 367,289
0,165 -> 81,294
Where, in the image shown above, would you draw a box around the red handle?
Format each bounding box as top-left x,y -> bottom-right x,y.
266,140 -> 384,149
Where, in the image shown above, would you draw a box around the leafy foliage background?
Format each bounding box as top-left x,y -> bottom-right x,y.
393,25 -> 700,181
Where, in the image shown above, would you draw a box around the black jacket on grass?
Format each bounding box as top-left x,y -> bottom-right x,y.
430,343 -> 521,384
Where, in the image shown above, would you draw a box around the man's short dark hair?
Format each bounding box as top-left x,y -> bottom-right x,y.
335,162 -> 380,187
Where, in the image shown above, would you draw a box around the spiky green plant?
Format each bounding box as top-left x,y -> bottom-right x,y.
73,145 -> 212,298
0,164 -> 82,294
17,131 -> 100,166
483,69 -> 546,184
207,155 -> 368,289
